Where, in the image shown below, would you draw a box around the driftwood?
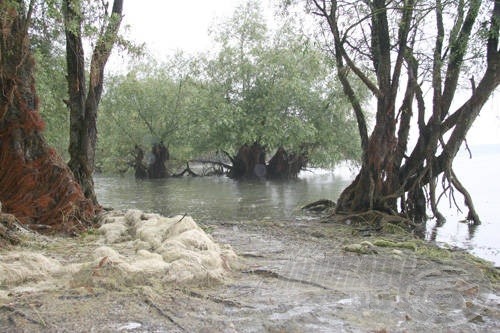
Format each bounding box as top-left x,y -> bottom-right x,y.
301,199 -> 336,213
172,162 -> 199,177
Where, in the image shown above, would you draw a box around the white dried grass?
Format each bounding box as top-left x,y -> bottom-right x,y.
95,210 -> 237,283
0,252 -> 63,285
0,210 -> 236,294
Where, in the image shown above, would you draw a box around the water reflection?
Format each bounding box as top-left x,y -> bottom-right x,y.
95,173 -> 349,223
95,146 -> 500,265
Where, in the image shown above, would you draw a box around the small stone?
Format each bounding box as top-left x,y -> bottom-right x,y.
392,249 -> 403,255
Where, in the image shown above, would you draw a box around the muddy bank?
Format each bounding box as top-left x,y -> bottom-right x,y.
0,212 -> 499,332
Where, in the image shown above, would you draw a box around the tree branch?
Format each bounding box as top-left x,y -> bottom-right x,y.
440,0 -> 481,115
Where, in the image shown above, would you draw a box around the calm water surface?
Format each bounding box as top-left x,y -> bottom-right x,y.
95,144 -> 500,266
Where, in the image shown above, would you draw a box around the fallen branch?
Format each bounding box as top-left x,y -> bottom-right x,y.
190,159 -> 233,170
242,268 -> 331,290
143,297 -> 185,331
171,162 -> 200,177
0,304 -> 47,327
181,290 -> 253,308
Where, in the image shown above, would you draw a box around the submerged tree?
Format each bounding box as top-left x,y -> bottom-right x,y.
0,0 -> 96,233
63,0 -> 123,203
302,0 -> 500,224
205,0 -> 365,166
98,3 -> 366,176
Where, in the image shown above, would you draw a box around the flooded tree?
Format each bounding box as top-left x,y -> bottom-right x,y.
226,143 -> 307,180
0,0 -> 96,233
304,0 -> 500,224
63,0 -> 123,204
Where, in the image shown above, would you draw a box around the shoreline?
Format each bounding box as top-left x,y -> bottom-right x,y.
1,210 -> 499,332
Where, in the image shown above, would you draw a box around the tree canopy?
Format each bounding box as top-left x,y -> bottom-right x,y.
96,1 -> 366,173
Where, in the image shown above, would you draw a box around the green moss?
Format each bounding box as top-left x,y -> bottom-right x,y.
381,223 -> 408,234
462,253 -> 500,283
198,224 -> 214,234
484,267 -> 500,283
80,228 -> 98,240
373,239 -> 418,251
416,245 -> 452,261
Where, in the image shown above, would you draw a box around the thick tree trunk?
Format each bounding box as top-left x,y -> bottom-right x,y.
133,145 -> 148,179
228,142 -> 267,179
147,142 -> 169,179
267,146 -> 308,180
0,1 -> 96,233
228,143 -> 307,180
63,0 -> 123,204
314,0 -> 500,225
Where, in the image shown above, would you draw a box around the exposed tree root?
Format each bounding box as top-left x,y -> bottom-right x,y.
448,168 -> 481,225
0,3 -> 97,234
326,210 -> 418,233
302,199 -> 336,213
171,162 -> 199,177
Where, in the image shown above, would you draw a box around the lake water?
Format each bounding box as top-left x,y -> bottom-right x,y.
94,144 -> 500,266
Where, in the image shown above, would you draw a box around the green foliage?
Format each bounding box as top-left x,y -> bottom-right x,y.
34,48 -> 70,160
205,2 -> 365,165
97,55 -> 209,171
97,1 -> 366,173
29,0 -> 141,163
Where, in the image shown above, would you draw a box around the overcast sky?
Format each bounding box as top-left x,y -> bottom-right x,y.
118,0 -> 270,57
111,0 -> 500,145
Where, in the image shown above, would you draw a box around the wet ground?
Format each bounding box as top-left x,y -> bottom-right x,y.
1,215 -> 499,332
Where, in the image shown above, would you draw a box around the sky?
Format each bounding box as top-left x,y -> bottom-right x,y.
111,0 -> 500,146
117,0 -> 270,58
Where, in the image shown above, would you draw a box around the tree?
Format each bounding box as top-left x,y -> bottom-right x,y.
0,0 -> 96,233
98,56 -> 207,173
204,0 -> 365,166
302,0 -> 500,224
30,1 -> 70,158
63,0 -> 123,203
97,3 -> 366,176
35,50 -> 69,158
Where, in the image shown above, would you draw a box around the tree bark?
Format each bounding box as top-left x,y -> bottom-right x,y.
0,0 -> 96,233
312,0 -> 500,225
63,0 -> 123,204
227,143 -> 307,180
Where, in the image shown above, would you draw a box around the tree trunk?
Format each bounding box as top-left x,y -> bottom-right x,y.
228,143 -> 307,180
63,0 -> 123,204
312,0 -> 500,225
147,142 -> 169,178
228,142 -> 267,179
0,0 -> 96,234
267,146 -> 308,180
